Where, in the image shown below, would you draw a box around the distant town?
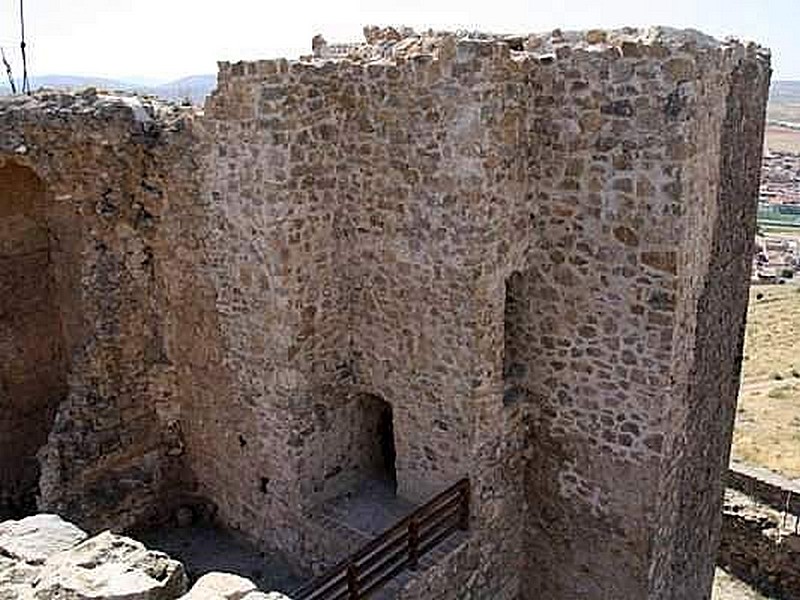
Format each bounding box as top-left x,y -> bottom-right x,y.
754,150 -> 800,283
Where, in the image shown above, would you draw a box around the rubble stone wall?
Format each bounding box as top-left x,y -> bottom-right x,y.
727,463 -> 800,514
720,487 -> 800,600
504,29 -> 770,599
0,93 -> 197,531
179,65 -> 354,553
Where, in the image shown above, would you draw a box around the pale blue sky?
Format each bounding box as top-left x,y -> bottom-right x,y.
0,0 -> 797,82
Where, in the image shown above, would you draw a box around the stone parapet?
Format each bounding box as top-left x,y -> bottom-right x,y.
728,463 -> 800,515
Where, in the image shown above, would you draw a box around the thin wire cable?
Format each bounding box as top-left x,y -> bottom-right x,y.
19,0 -> 29,94
1,47 -> 17,93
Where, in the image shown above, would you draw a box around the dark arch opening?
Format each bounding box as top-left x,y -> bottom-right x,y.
0,159 -> 66,518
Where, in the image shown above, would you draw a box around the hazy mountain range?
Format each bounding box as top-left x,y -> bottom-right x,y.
1,74 -> 799,111
771,80 -> 800,104
0,74 -> 216,105
768,81 -> 800,125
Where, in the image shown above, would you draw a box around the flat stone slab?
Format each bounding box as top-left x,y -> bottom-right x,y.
0,514 -> 88,565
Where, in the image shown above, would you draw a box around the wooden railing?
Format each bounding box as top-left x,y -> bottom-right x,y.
294,478 -> 470,600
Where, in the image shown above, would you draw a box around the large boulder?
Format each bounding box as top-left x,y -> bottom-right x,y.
178,572 -> 257,599
0,514 -> 88,564
176,573 -> 296,600
33,530 -> 188,599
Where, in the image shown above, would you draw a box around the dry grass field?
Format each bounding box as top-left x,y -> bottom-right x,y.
765,124 -> 800,153
732,283 -> 800,477
767,82 -> 800,126
767,101 -> 800,125
765,84 -> 800,152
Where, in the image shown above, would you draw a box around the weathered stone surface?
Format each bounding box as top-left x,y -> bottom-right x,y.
34,531 -> 187,600
0,554 -> 40,599
0,514 -> 87,565
0,518 -> 189,600
179,572 -> 257,600
0,94 -> 193,531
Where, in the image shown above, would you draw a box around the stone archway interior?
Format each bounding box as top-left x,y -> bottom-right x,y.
0,160 -> 66,518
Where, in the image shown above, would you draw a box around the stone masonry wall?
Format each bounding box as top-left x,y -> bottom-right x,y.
500,29 -> 769,599
0,92 -> 197,531
0,25 -> 770,600
727,463 -> 800,514
658,54 -> 770,599
180,67 -> 353,555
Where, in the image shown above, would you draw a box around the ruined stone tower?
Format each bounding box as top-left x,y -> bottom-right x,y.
0,25 -> 770,599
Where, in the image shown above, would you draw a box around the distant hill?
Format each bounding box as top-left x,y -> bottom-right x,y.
771,81 -> 800,104
151,75 -> 217,105
0,74 -> 216,105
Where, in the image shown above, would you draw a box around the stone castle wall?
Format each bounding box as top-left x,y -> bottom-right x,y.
0,25 -> 770,599
0,161 -> 66,515
0,94 -> 197,529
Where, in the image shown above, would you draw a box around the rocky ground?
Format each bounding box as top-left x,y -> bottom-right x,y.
135,522 -> 305,593
0,514 -> 290,599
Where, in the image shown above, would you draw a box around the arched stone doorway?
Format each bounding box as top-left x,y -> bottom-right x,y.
0,159 -> 67,518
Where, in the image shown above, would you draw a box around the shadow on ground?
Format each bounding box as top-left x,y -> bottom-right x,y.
136,523 -> 308,594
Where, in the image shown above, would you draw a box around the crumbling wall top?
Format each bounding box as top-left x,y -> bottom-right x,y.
0,88 -> 199,173
0,89 -> 197,135
215,25 -> 770,89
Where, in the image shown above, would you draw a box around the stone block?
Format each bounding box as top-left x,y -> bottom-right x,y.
0,514 -> 87,565
34,530 -> 187,600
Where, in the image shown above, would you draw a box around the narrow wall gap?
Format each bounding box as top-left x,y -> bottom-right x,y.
376,398 -> 397,492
